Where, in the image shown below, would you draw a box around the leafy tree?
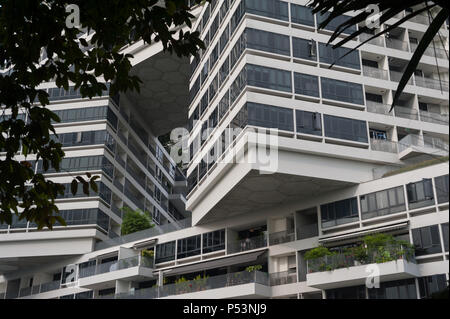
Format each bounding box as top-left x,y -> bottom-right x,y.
308,0 -> 449,110
120,206 -> 154,235
0,0 -> 209,228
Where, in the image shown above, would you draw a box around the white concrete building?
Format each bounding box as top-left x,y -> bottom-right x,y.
0,0 -> 449,299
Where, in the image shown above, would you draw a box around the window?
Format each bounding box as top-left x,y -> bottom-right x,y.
245,0 -> 289,21
323,115 -> 368,143
209,44 -> 219,69
321,197 -> 359,228
210,14 -> 219,40
219,57 -> 230,86
209,75 -> 219,101
365,92 -> 383,103
441,223 -> 448,252
292,38 -> 317,61
368,279 -> 417,299
360,186 -> 406,220
155,241 -> 176,263
317,12 -> 357,34
200,91 -> 209,115
187,169 -> 198,194
247,102 -> 294,131
200,62 -> 209,86
245,28 -> 290,56
321,77 -> 364,105
406,179 -> 435,210
177,235 -> 201,259
294,73 -> 319,97
219,25 -> 230,54
246,64 -> 292,92
326,286 -> 366,299
418,274 -> 447,299
219,92 -> 229,121
230,32 -> 246,69
412,225 -> 442,256
319,43 -> 360,70
290,4 -> 315,26
203,229 -> 226,253
296,110 -> 322,136
434,174 -> 449,204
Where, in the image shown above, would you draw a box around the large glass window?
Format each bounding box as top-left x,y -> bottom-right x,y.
326,286 -> 366,299
368,279 -> 417,299
321,197 -> 359,228
321,77 -> 364,105
323,115 -> 368,143
412,225 -> 442,256
203,229 -> 226,253
296,110 -> 322,136
360,186 -> 406,220
292,38 -> 317,61
245,28 -> 290,56
294,73 -> 319,97
247,102 -> 294,131
220,25 -> 230,54
319,43 -> 360,70
406,179 -> 435,210
246,64 -> 292,92
442,223 -> 449,252
290,4 -> 315,26
155,241 -> 176,263
245,0 -> 289,21
219,57 -> 230,86
317,12 -> 357,34
177,235 -> 201,259
434,174 -> 449,204
418,274 -> 447,299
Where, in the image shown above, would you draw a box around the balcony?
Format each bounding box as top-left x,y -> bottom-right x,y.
385,38 -> 409,51
414,76 -> 449,92
394,106 -> 419,120
306,245 -> 419,289
227,235 -> 268,254
389,70 -> 414,85
112,270 -> 270,299
296,224 -> 319,240
370,139 -> 398,153
419,110 -> 449,125
18,280 -> 61,298
366,101 -> 393,116
359,33 -> 384,47
78,255 -> 154,289
362,66 -> 389,80
398,134 -> 449,159
268,230 -> 295,246
410,42 -> 449,59
269,271 -> 297,286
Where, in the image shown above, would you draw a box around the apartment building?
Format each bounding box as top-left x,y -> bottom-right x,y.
0,0 -> 449,299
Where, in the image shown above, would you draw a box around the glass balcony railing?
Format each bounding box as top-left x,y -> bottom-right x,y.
419,110 -> 449,125
398,134 -> 449,153
410,42 -> 449,59
269,271 -> 297,286
269,230 -> 295,246
366,101 -> 393,116
19,280 -> 62,297
296,223 -> 319,240
414,76 -> 449,92
227,234 -> 268,254
307,244 -> 416,274
385,38 -> 409,51
362,66 -> 389,80
79,255 -> 153,279
359,33 -> 385,47
109,270 -> 269,299
394,106 -> 419,120
389,70 -> 414,85
370,139 -> 399,153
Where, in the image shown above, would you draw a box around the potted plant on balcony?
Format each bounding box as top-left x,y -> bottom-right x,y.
193,275 -> 209,292
175,277 -> 188,294
304,246 -> 334,273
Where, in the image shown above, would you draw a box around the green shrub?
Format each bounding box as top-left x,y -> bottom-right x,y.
304,246 -> 334,260
120,207 -> 154,235
245,265 -> 263,272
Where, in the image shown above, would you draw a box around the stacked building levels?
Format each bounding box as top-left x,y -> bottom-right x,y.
0,0 -> 449,299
